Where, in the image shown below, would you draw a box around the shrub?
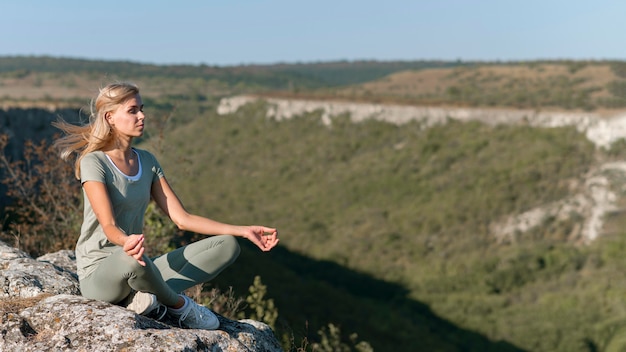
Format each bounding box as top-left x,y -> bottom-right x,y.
238,275 -> 278,329
0,134 -> 81,256
310,324 -> 374,352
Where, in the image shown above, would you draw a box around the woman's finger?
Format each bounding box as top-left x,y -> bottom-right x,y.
134,247 -> 146,266
126,243 -> 141,256
123,235 -> 143,251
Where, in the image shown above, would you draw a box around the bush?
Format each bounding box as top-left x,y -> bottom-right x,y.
0,134 -> 81,255
238,275 -> 279,329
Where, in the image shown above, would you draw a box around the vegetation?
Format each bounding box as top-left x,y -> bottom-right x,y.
151,101 -> 603,351
0,135 -> 81,254
0,56 -> 465,88
327,62 -> 626,110
3,57 -> 626,112
3,57 -> 626,351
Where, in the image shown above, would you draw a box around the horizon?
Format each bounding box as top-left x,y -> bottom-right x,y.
4,54 -> 623,68
2,1 -> 625,66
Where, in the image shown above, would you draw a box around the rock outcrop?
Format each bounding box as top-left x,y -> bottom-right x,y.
0,241 -> 282,351
217,95 -> 626,149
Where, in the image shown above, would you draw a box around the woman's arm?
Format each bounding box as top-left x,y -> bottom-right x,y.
151,177 -> 279,252
82,181 -> 147,265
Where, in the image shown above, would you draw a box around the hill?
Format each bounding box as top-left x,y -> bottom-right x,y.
151,97 -> 626,352
4,56 -> 626,112
4,56 -> 626,351
0,56 -> 459,104
263,61 -> 626,112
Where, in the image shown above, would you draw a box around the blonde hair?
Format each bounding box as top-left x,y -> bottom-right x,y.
53,82 -> 140,179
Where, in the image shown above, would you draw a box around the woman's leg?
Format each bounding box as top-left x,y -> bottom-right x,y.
79,248 -> 180,306
151,235 -> 241,293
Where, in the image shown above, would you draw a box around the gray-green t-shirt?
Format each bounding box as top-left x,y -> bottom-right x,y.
76,148 -> 164,279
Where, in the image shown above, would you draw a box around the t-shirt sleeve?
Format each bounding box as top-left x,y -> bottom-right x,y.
80,153 -> 106,184
147,151 -> 165,182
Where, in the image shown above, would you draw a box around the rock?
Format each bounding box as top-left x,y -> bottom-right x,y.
37,250 -> 78,280
217,95 -> 626,149
0,240 -> 283,351
0,242 -> 79,298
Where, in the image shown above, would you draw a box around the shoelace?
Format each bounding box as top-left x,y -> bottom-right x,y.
143,303 -> 168,321
153,304 -> 168,321
177,305 -> 194,327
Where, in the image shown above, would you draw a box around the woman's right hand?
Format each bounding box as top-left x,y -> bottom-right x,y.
123,234 -> 146,266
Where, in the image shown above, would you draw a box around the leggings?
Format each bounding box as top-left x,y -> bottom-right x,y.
79,235 -> 241,306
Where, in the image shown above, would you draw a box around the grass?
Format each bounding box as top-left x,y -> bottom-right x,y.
0,294 -> 52,315
280,62 -> 626,111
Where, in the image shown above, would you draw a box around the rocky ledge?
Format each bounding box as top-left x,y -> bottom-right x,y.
0,240 -> 282,351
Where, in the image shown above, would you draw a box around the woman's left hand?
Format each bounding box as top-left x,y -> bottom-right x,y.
243,226 -> 279,252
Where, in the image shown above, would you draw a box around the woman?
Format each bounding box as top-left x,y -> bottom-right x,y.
54,82 -> 279,330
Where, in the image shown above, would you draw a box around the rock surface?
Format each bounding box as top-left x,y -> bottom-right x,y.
0,241 -> 282,351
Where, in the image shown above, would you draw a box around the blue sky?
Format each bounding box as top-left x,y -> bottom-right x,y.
1,0 -> 625,66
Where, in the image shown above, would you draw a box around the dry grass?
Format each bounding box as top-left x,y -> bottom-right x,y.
0,293 -> 52,315
0,71 -> 227,105
342,63 -> 617,99
348,67 -> 452,96
0,72 -> 96,101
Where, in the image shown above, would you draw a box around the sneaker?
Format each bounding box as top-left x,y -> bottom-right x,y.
144,303 -> 168,321
123,290 -> 166,320
168,295 -> 220,330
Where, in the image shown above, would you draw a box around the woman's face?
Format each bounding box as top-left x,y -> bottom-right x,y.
107,94 -> 145,139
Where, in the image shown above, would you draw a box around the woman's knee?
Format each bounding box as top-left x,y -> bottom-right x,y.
221,235 -> 241,262
118,254 -> 160,279
119,252 -> 145,270
201,235 -> 240,266
204,235 -> 240,276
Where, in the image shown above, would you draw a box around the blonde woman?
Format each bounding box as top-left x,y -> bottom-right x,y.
54,82 -> 279,329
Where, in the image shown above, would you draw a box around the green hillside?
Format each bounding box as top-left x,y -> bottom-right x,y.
141,99 -> 626,351
0,56 -> 462,91
3,57 -> 626,351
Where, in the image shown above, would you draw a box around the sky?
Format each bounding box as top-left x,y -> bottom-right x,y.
1,0 -> 625,66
